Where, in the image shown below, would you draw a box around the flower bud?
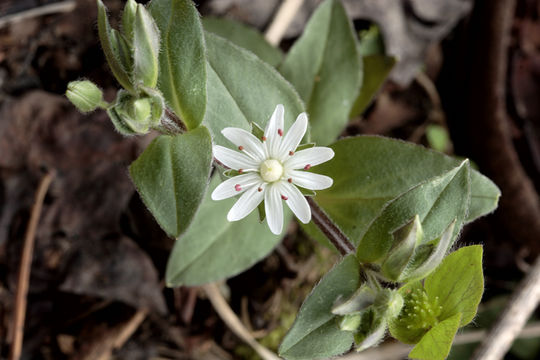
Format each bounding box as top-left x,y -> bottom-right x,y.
332,284 -> 376,315
66,80 -> 105,113
381,215 -> 422,281
107,90 -> 164,135
122,0 -> 137,42
338,314 -> 362,332
132,3 -> 160,87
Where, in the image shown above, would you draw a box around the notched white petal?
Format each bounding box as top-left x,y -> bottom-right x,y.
284,147 -> 335,170
213,145 -> 259,170
265,184 -> 283,235
279,181 -> 311,224
264,104 -> 284,159
227,183 -> 265,221
278,112 -> 308,161
289,170 -> 333,190
211,173 -> 262,201
221,127 -> 265,162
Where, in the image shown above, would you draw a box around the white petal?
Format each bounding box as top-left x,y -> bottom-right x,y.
265,183 -> 283,235
288,170 -> 333,190
221,127 -> 266,162
264,104 -> 284,159
279,181 -> 311,224
213,145 -> 259,171
284,147 -> 335,170
227,183 -> 266,221
278,112 -> 308,161
211,173 -> 262,200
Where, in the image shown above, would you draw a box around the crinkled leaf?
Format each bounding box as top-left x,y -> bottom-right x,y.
409,313 -> 462,360
279,255 -> 359,360
148,0 -> 206,129
306,136 -> 499,254
425,245 -> 484,326
279,0 -> 362,145
166,175 -> 292,286
203,17 -> 283,67
357,160 -> 470,263
129,127 -> 213,238
203,32 -> 305,146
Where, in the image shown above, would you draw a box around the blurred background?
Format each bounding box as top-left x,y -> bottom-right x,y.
0,0 -> 539,359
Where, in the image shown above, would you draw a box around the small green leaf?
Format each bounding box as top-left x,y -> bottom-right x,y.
308,136 -> 499,254
203,32 -> 305,146
97,0 -> 134,92
149,0 -> 207,130
409,313 -> 462,360
129,126 -> 213,237
279,255 -> 359,359
356,161 -> 471,263
203,17 -> 283,67
425,245 -> 484,326
166,175 -> 292,286
279,0 -> 362,145
133,4 -> 160,88
358,25 -> 385,56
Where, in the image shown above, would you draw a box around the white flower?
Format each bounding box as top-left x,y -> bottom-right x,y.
211,104 -> 335,235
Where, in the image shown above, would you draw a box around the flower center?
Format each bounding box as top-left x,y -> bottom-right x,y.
260,159 -> 283,182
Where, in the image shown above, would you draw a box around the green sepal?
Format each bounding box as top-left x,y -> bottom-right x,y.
338,313 -> 362,332
250,121 -> 264,140
110,29 -> 133,75
97,0 -> 134,92
381,215 -> 423,281
296,143 -> 316,151
352,309 -> 387,352
66,80 -> 106,113
133,3 -> 160,88
122,0 -> 137,42
332,283 -> 376,315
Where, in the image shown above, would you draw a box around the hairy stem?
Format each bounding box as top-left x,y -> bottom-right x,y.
307,197 -> 355,256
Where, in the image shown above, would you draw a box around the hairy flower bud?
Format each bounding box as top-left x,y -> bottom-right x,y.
107,89 -> 164,135
66,80 -> 105,113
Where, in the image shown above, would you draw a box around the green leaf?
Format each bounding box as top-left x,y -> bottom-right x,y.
425,245 -> 484,326
97,0 -> 134,93
203,32 -> 305,146
409,313 -> 462,360
165,175 -> 292,286
426,124 -> 451,153
203,17 -> 283,67
349,55 -> 395,118
133,4 -> 160,88
129,126 -> 213,237
308,136 -> 499,253
148,0 -> 206,130
279,0 -> 362,145
356,160 -> 470,263
279,255 -> 359,360
358,25 -> 385,56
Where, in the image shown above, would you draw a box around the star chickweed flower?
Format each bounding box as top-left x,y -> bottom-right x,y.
211,104 -> 335,235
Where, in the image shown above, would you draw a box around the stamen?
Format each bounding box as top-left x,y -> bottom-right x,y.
238,169 -> 243,174
238,146 -> 244,151
304,164 -> 311,170
257,187 -> 263,192
287,178 -> 293,183
278,129 -> 283,136
289,151 -> 294,156
281,195 -> 288,200
235,184 -> 242,192
261,136 -> 267,141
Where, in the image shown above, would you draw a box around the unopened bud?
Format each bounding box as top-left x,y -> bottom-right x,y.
66,80 -> 105,113
132,3 -> 160,87
122,0 -> 137,42
107,90 -> 163,135
332,284 -> 376,315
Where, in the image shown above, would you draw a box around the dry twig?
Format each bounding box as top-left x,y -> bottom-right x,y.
264,0 -> 305,46
9,170 -> 55,360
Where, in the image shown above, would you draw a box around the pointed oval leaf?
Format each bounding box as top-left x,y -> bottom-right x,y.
165,175 -> 292,286
307,136 -> 499,253
203,17 -> 283,67
203,32 -> 305,146
279,255 -> 359,360
409,313 -> 462,360
356,161 -> 471,263
279,0 -> 362,145
148,0 -> 206,130
129,127 -> 213,237
425,245 -> 484,326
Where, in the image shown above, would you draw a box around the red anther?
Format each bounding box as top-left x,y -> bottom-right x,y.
238,169 -> 243,174
289,151 -> 294,156
235,184 -> 242,191
258,187 -> 263,192
281,195 -> 288,200
261,136 -> 267,141
278,129 -> 283,136
238,145 -> 244,151
287,178 -> 293,183
304,164 -> 311,170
